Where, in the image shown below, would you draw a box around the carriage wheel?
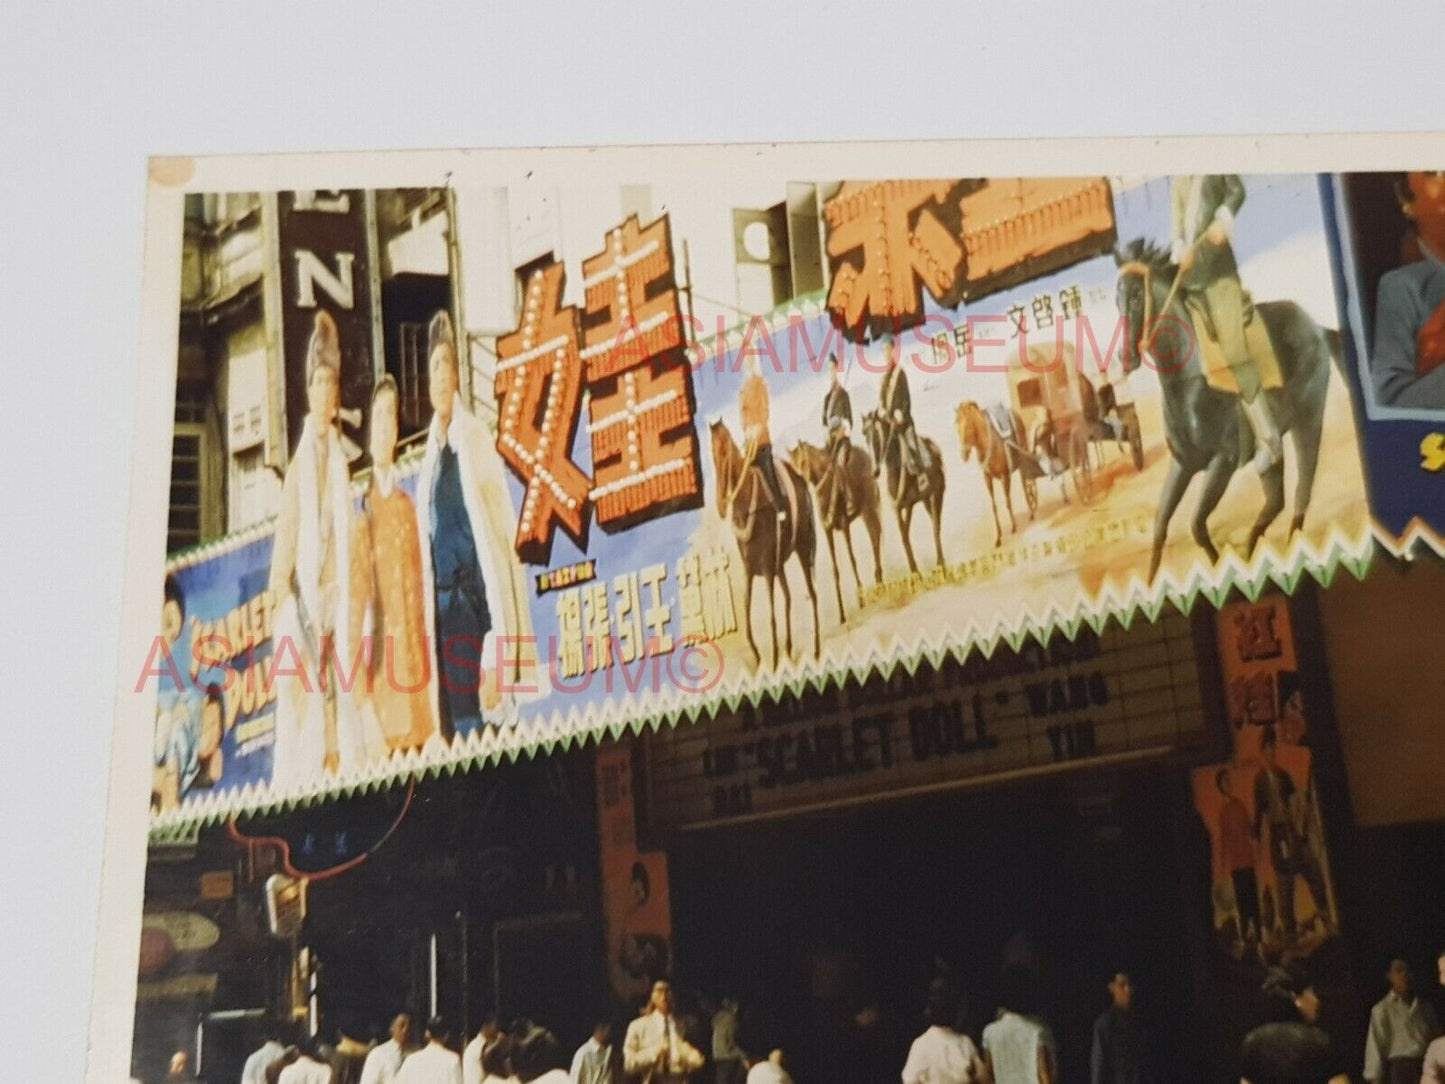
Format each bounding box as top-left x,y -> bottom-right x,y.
1023,474 -> 1038,516
1071,430 -> 1094,504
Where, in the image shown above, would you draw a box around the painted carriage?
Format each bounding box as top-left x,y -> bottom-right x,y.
1007,344 -> 1144,507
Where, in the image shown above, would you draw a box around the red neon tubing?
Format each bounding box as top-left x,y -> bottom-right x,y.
226,779 -> 416,882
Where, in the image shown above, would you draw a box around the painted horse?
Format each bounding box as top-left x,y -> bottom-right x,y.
861,409 -> 948,575
788,439 -> 884,623
955,400 -> 1032,547
1115,238 -> 1340,582
710,420 -> 821,667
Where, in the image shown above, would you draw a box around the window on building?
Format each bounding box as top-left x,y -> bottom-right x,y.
396,320 -> 430,438
169,382 -> 215,554
175,382 -> 207,425
381,274 -> 452,447
169,429 -> 204,554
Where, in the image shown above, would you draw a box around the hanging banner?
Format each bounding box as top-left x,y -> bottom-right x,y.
276,189 -> 380,462
1190,595 -> 1340,964
595,743 -> 673,1002
144,172 -> 1391,831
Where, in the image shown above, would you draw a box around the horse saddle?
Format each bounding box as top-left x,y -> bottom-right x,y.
748,460 -> 799,547
986,403 -> 1015,442
1181,285 -> 1257,338
1182,291 -> 1285,395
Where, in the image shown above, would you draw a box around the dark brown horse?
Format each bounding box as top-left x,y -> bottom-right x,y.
1115,239 -> 1340,582
788,439 -> 883,623
710,420 -> 820,668
861,410 -> 947,575
955,400 -> 1032,547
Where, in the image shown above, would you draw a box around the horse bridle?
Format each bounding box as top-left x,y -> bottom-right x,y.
1117,258 -> 1186,362
723,443 -> 752,510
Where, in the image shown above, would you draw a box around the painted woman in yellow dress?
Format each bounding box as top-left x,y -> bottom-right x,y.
350,376 -> 437,755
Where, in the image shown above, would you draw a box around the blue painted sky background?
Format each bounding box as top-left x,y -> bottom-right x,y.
166,173 -> 1346,800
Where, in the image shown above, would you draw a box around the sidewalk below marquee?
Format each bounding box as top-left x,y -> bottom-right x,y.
641,607 -> 1223,1083
665,761 -> 1208,1084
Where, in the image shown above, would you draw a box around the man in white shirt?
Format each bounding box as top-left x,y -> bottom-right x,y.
623,981 -> 705,1084
361,1015 -> 412,1084
463,1011 -> 505,1084
397,1018 -> 463,1084
903,983 -> 986,1084
240,1028 -> 288,1084
569,1019 -> 616,1084
981,969 -> 1056,1084
1363,959 -> 1441,1084
279,1040 -> 335,1084
982,1012 -> 1054,1084
744,1050 -> 792,1084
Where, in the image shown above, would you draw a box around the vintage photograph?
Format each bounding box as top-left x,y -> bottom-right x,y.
99,145 -> 1445,1084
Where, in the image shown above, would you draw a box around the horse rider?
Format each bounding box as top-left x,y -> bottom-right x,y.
1170,173 -> 1283,474
877,334 -> 935,495
822,354 -> 857,520
740,353 -> 790,524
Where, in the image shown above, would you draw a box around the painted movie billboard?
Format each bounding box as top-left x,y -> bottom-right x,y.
145,172 -> 1388,827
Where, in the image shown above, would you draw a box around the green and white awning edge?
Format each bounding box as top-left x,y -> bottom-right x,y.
148,525 -> 1399,841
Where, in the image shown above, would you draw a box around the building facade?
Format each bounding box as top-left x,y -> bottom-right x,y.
127,163 -> 1445,1084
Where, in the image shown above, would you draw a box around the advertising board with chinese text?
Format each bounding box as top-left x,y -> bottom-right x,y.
145,168 -> 1392,831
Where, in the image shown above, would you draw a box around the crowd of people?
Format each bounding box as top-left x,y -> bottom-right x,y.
1228,952 -> 1445,1084
152,948 -> 1445,1084
211,1012 -> 579,1084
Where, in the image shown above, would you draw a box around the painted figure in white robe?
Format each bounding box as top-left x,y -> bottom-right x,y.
268,310 -> 363,788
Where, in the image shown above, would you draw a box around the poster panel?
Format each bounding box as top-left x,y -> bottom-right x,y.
146,171 -> 1381,829
1328,171 -> 1445,543
1191,595 -> 1340,964
596,743 -> 674,1002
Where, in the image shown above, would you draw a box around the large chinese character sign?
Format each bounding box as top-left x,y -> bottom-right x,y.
145,172 -> 1390,830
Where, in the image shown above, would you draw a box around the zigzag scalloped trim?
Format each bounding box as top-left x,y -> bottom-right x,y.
146,522 -> 1382,841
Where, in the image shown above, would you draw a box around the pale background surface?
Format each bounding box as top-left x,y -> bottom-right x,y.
2,3 -> 1444,1081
